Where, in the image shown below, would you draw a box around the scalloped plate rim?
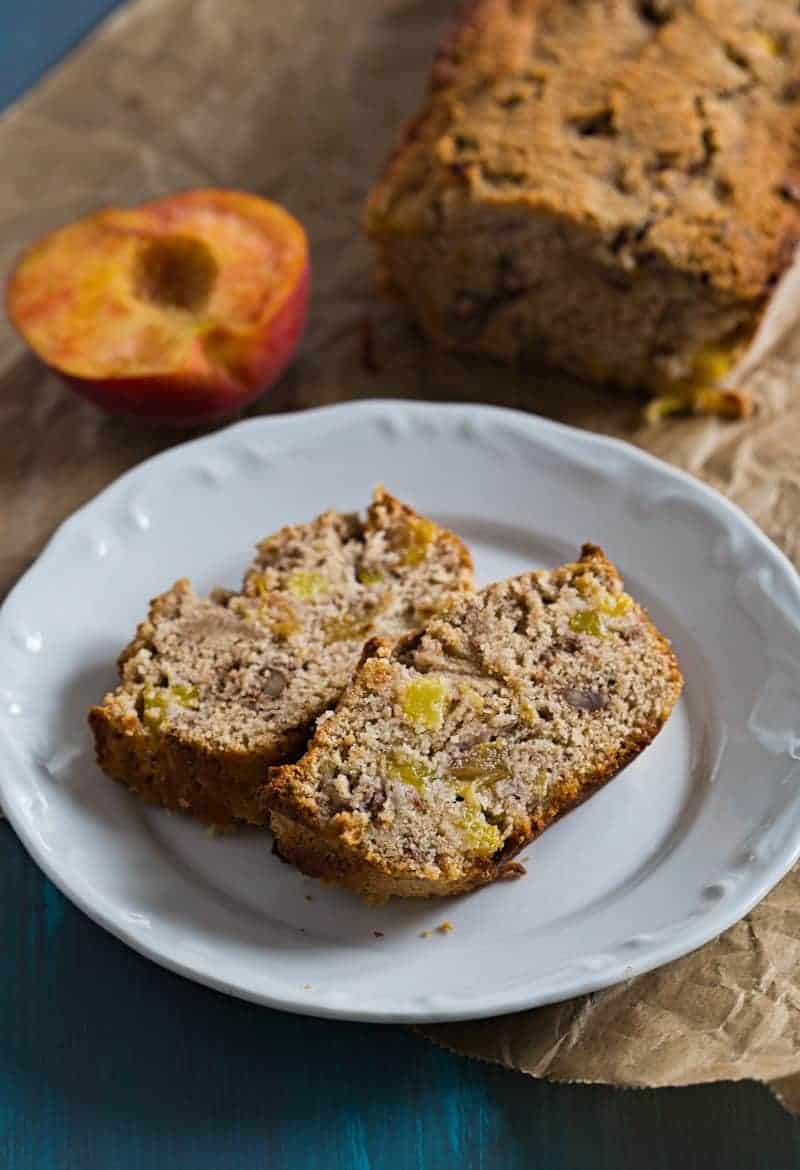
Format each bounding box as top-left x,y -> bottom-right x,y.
1,399 -> 799,1023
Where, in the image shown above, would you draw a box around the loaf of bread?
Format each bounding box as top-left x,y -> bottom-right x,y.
89,489 -> 473,825
266,546 -> 683,899
365,0 -> 800,417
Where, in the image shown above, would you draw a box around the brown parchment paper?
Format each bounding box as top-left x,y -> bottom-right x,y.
2,0 -> 800,1108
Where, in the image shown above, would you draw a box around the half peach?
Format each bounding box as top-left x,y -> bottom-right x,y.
7,188 -> 310,424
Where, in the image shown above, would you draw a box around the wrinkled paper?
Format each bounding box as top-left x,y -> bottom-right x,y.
2,0 -> 799,1108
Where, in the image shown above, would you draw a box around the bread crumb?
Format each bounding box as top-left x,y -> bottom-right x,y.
420,923 -> 454,937
498,860 -> 527,881
303,984 -> 312,990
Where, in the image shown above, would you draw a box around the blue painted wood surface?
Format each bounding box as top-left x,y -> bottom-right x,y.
3,4 -> 800,1167
4,823 -> 800,1170
0,0 -> 121,109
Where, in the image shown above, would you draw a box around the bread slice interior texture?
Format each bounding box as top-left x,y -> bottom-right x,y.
89,488 -> 474,825
267,545 -> 683,899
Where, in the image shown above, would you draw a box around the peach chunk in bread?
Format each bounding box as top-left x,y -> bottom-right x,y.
89,489 -> 474,826
7,188 -> 309,424
266,546 -> 683,899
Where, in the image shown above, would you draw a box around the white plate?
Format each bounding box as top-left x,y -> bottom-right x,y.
2,400 -> 799,1023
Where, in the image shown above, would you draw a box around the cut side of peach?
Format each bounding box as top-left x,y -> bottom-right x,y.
7,188 -> 310,424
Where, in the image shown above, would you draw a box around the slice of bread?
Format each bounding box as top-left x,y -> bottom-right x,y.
89,489 -> 474,825
266,546 -> 683,899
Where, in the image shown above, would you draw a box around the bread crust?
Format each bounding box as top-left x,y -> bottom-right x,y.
265,546 -> 683,898
365,0 -> 800,406
368,0 -> 800,298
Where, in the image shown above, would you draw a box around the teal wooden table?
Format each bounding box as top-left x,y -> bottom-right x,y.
3,7 -> 800,1168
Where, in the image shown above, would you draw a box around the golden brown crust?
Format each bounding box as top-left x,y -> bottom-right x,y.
89,702 -> 304,825
430,0 -> 538,91
270,811 -> 500,899
265,545 -> 684,898
367,0 -> 800,299
365,0 -> 800,408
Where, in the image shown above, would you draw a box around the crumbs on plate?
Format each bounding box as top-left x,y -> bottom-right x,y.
421,921 -> 455,938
